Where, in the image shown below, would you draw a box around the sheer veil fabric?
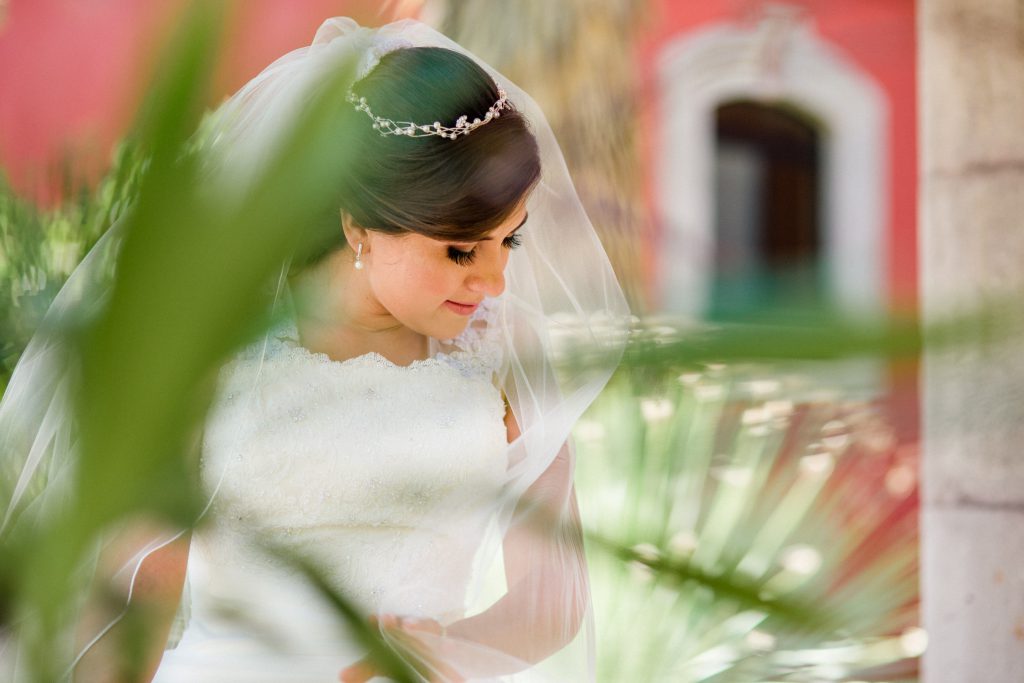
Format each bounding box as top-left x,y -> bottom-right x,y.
0,17 -> 631,682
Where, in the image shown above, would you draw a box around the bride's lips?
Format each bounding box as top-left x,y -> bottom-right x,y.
444,300 -> 480,315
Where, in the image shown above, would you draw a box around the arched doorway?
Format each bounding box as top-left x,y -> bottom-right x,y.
654,17 -> 887,322
711,100 -> 826,320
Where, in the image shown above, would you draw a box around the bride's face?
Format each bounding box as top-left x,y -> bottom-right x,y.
363,196 -> 529,340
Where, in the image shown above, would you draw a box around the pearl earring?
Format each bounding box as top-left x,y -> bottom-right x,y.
354,242 -> 364,270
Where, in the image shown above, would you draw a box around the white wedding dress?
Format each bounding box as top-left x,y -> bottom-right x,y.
151,298 -> 510,682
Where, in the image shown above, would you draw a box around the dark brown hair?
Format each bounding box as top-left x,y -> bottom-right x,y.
295,46 -> 541,270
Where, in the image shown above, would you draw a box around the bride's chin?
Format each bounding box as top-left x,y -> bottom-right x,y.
431,316 -> 471,341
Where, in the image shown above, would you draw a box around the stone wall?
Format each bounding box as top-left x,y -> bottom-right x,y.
920,0 -> 1024,680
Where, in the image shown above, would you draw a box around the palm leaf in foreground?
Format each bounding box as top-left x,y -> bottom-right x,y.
576,364 -> 919,682
1,0 -> 368,678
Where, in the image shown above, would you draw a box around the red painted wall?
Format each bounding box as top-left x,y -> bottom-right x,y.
0,0 -> 421,205
637,0 -> 917,309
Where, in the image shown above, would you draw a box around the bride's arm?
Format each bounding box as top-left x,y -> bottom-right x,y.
440,399 -> 588,668
72,524 -> 190,682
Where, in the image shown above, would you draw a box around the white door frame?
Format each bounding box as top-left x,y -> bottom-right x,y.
654,10 -> 889,321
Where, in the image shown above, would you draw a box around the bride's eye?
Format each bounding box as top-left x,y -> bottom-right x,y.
446,233 -> 524,266
502,233 -> 523,250
447,246 -> 477,265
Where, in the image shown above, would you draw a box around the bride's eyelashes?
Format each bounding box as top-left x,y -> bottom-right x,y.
447,232 -> 524,266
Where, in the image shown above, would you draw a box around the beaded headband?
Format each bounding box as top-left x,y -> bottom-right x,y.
346,86 -> 511,140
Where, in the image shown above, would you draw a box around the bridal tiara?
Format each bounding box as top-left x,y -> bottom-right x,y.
346,86 -> 511,139
344,34 -> 511,140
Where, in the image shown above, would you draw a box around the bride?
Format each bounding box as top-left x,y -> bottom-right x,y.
1,16 -> 629,683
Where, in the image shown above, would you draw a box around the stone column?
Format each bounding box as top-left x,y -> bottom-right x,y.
920,1 -> 1024,680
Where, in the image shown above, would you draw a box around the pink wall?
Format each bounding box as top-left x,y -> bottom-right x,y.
0,0 -> 172,203
0,0 -> 421,205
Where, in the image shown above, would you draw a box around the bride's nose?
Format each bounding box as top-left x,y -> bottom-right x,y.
466,253 -> 506,298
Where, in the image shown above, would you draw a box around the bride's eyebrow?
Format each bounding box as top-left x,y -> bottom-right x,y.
477,211 -> 529,241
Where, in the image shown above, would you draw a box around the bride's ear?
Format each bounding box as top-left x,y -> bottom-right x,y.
340,210 -> 370,251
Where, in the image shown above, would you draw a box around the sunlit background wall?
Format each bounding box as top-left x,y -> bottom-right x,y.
1,1 -> 926,681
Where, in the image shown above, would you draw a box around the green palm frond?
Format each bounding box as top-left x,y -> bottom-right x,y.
576,366 -> 919,682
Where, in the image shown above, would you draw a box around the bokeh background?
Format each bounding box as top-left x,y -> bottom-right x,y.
2,1 -> 1020,682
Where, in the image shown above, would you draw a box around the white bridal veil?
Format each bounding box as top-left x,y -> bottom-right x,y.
0,16 -> 631,682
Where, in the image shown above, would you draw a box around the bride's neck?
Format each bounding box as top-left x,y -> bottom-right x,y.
288,247 -> 429,365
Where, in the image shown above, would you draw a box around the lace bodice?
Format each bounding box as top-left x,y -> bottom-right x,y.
154,298 -> 510,679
